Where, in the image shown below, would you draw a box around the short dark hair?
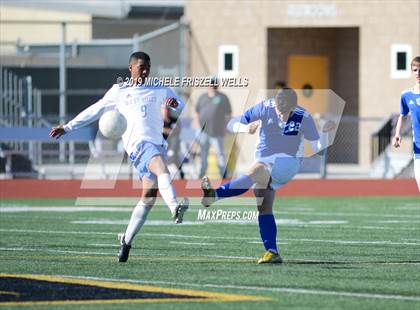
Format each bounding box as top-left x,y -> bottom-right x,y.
274,80 -> 287,89
129,51 -> 151,64
411,56 -> 420,67
275,87 -> 298,111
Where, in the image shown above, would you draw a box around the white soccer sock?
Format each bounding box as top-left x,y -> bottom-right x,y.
124,200 -> 152,245
157,173 -> 178,214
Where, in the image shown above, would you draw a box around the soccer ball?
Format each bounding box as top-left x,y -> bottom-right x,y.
99,110 -> 127,139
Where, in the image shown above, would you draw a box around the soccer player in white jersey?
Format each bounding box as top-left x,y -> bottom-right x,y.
49,52 -> 189,262
393,56 -> 420,191
201,88 -> 335,264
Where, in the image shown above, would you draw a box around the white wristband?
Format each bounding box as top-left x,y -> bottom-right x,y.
232,122 -> 250,133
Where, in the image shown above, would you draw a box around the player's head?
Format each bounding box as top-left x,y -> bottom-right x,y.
275,87 -> 297,113
129,51 -> 151,83
411,56 -> 420,83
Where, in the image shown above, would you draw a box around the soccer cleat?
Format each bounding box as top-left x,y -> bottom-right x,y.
172,198 -> 189,224
201,176 -> 216,208
257,251 -> 283,264
117,233 -> 131,263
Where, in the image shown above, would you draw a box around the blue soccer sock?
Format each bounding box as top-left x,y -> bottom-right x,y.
258,214 -> 278,254
215,175 -> 254,199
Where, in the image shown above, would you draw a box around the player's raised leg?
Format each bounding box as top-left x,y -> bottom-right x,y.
201,163 -> 269,207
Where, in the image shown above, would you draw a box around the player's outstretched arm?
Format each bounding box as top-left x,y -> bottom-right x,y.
49,85 -> 119,140
226,116 -> 260,134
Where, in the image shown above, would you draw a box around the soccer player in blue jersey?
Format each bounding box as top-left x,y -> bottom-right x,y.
393,56 -> 420,191
201,88 -> 335,264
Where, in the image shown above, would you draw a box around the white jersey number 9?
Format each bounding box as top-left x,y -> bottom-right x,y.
141,105 -> 147,118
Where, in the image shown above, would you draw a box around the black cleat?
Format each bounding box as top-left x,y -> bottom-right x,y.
172,198 -> 189,224
117,233 -> 131,263
201,176 -> 216,208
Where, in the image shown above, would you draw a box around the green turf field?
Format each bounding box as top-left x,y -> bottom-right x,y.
1,197 -> 419,309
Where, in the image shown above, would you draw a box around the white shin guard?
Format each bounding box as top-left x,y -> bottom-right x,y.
124,200 -> 152,245
157,173 -> 178,214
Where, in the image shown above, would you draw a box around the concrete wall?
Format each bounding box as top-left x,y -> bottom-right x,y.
0,6 -> 91,54
186,0 -> 420,167
267,27 -> 359,163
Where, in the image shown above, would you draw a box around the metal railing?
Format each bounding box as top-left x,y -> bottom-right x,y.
370,113 -> 412,163
371,115 -> 394,162
0,68 -> 51,166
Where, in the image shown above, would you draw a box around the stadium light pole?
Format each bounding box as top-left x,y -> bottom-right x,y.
59,22 -> 67,163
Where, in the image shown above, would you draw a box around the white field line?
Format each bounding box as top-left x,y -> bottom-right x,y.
396,206 -> 420,210
0,207 -> 133,213
307,221 -> 347,225
2,206 -> 420,219
92,241 -> 217,247
71,220 -> 204,226
0,246 -> 254,260
58,275 -> 420,302
203,255 -> 253,260
0,228 -> 116,236
2,247 -> 420,266
69,220 -> 418,231
75,197 -> 258,207
376,220 -> 420,224
1,229 -> 419,246
248,241 -> 289,245
93,241 -> 284,248
70,219 -> 420,231
89,243 -> 119,248
0,247 -> 112,256
281,239 -> 420,246
358,226 -> 418,231
70,219 -> 346,226
169,241 -> 215,246
278,211 -> 420,219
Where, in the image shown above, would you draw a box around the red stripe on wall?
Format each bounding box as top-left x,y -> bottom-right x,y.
0,179 -> 418,198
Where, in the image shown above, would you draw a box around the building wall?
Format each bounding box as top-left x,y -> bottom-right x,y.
268,27 -> 359,163
186,0 -> 420,167
0,6 -> 91,54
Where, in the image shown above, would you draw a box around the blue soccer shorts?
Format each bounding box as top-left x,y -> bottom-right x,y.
129,141 -> 167,181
